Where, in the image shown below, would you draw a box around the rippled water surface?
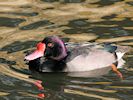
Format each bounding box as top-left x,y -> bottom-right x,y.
0,0 -> 133,100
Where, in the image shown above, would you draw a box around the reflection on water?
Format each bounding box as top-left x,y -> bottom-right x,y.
0,17 -> 25,27
90,0 -> 124,7
0,0 -> 133,99
20,20 -> 53,30
41,0 -> 85,3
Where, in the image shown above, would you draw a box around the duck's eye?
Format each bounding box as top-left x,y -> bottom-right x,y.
47,42 -> 54,48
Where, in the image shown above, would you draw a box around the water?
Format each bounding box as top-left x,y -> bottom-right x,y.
0,0 -> 133,99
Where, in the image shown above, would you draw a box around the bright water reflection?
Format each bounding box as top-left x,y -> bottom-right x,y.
0,0 -> 133,99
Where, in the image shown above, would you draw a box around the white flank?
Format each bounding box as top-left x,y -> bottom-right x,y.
65,50 -> 116,72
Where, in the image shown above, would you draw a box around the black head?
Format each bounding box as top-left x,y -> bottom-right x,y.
25,36 -> 67,61
42,36 -> 67,60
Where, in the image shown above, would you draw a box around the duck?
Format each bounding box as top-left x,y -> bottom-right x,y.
25,35 -> 131,79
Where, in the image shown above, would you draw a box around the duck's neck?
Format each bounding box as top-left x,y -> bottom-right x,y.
50,37 -> 68,61
50,48 -> 67,61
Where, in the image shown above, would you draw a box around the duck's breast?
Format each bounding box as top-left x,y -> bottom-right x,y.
65,49 -> 116,72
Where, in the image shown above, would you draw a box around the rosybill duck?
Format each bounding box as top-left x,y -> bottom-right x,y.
25,36 -> 131,79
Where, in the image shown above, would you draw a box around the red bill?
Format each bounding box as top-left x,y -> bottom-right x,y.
25,42 -> 46,61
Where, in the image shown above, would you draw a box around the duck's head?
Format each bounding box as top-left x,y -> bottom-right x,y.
25,36 -> 67,61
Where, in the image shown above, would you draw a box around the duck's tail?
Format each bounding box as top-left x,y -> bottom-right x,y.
115,45 -> 132,68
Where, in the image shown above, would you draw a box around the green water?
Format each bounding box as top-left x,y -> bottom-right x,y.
0,0 -> 133,100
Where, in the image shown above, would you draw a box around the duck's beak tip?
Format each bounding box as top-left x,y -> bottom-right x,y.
25,42 -> 46,61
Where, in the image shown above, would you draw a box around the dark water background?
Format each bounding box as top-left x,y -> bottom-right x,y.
0,0 -> 133,100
